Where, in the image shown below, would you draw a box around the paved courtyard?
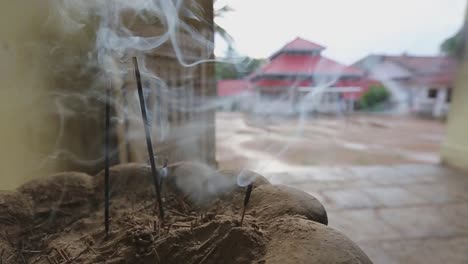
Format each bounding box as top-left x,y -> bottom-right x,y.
216,112 -> 468,264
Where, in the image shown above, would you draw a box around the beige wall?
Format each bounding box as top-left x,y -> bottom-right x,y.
441,6 -> 468,171
0,1 -> 104,190
0,1 -> 57,189
441,63 -> 468,170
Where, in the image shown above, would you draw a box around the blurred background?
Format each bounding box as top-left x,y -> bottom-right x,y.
214,0 -> 468,263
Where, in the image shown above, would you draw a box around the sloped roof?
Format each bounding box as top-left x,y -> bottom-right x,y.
281,37 -> 325,51
269,37 -> 326,59
407,72 -> 456,87
355,55 -> 458,87
256,53 -> 363,77
386,55 -> 457,76
217,79 -> 251,96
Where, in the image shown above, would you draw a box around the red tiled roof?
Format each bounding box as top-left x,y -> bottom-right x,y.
217,79 -> 251,96
269,37 -> 326,60
385,55 -> 457,87
280,37 -> 325,51
256,53 -> 363,77
254,79 -> 313,88
386,56 -> 456,75
368,55 -> 457,88
248,37 -> 368,95
409,73 -> 456,87
355,54 -> 457,87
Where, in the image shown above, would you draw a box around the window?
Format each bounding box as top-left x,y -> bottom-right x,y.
446,88 -> 452,103
427,88 -> 438,99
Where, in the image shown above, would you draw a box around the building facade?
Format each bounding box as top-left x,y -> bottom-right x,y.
246,37 -> 374,114
353,55 -> 457,118
119,3 -> 217,167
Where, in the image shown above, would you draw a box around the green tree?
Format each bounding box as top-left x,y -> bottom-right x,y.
214,1 -> 234,45
213,2 -> 264,80
357,85 -> 390,110
440,27 -> 465,58
215,48 -> 265,80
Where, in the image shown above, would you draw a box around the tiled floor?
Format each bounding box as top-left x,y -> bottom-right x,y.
267,164 -> 468,264
216,113 -> 467,263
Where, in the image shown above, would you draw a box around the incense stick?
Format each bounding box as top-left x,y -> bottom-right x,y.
132,57 -> 165,220
104,86 -> 111,237
240,184 -> 253,226
122,86 -> 131,162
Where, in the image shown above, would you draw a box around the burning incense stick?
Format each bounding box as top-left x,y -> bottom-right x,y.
240,184 -> 253,226
133,57 -> 165,220
104,86 -> 111,237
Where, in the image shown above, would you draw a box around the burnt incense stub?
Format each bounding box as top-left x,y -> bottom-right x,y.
240,184 -> 253,226
0,164 -> 373,264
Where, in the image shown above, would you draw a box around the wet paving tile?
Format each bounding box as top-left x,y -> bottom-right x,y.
376,206 -> 468,239
267,168 -> 355,184
422,236 -> 468,264
288,179 -> 375,194
377,237 -> 468,264
366,170 -> 443,185
404,183 -> 468,204
262,163 -> 468,263
381,239 -> 447,264
358,242 -> 400,264
439,203 -> 468,230
322,188 -> 380,210
217,114 -> 467,263
358,235 -> 468,264
362,186 -> 427,207
327,209 -> 402,242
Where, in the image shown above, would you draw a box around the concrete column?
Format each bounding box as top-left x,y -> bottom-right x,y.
442,4 -> 468,171
0,1 -> 110,189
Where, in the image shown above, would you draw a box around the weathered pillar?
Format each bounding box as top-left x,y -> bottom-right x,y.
0,1 -> 114,189
442,4 -> 468,171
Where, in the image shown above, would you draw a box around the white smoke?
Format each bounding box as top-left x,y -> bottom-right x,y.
39,1 -> 354,198
173,162 -> 237,206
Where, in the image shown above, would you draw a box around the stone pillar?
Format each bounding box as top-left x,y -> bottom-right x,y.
0,0 -> 115,190
442,4 -> 468,171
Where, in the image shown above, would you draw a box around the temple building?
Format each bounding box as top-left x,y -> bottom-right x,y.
247,37 -> 375,114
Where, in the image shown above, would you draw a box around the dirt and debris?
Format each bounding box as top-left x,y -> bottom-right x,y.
0,162 -> 370,264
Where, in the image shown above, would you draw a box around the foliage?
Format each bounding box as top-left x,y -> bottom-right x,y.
213,2 -> 265,80
216,57 -> 264,80
216,46 -> 265,80
440,27 -> 465,58
214,0 -> 234,44
357,85 -> 390,109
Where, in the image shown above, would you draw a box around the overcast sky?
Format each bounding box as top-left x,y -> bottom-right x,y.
214,0 -> 467,64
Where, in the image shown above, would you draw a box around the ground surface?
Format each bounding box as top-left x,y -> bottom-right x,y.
216,112 -> 468,264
